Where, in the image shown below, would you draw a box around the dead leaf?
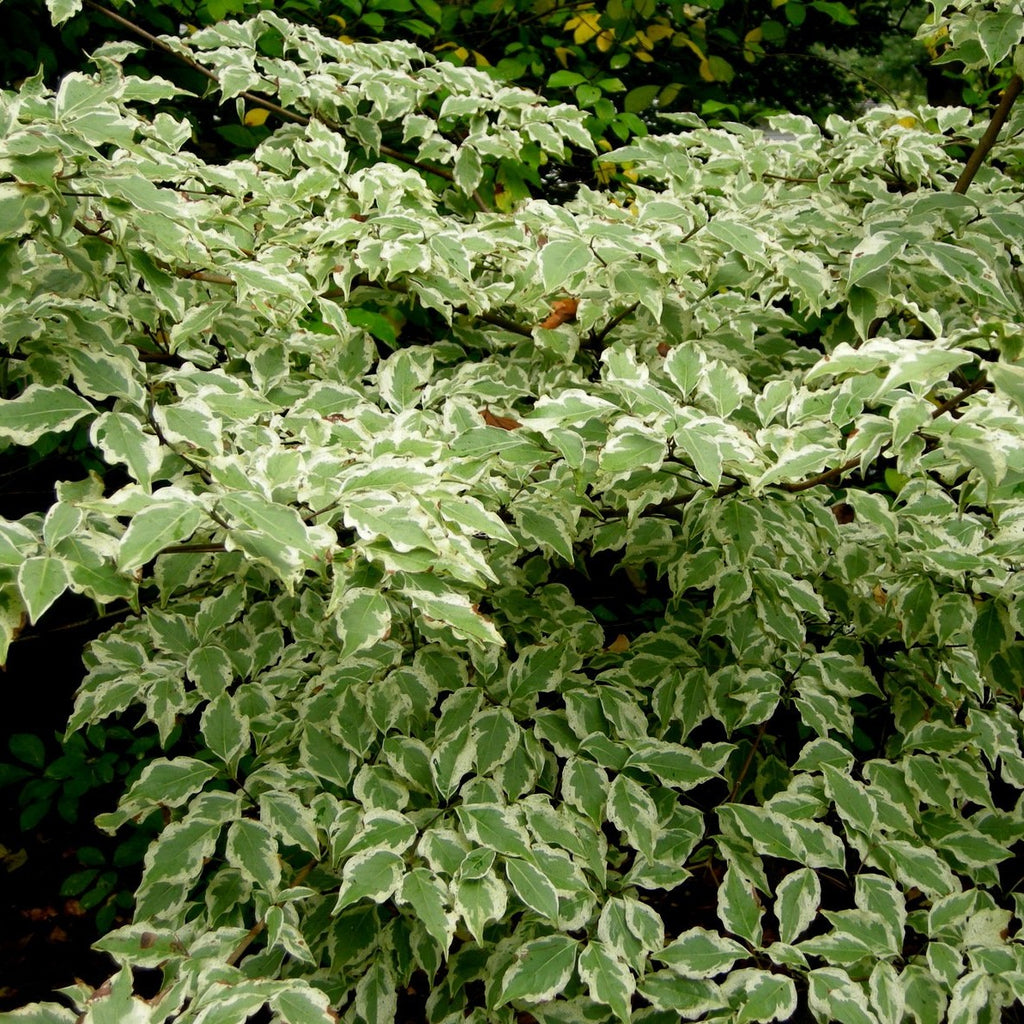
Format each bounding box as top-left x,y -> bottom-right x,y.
481,407 -> 522,430
831,503 -> 855,524
539,297 -> 579,330
606,634 -> 630,653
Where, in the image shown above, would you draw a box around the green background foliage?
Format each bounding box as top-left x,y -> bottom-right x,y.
1,0 -> 1024,1022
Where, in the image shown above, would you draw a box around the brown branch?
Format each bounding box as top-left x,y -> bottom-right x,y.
928,369 -> 990,417
954,74 -> 1023,195
590,300 -> 640,348
780,454 -> 861,493
474,310 -> 534,337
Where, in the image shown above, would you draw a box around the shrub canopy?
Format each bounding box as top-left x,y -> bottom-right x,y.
2,1 -> 1024,1022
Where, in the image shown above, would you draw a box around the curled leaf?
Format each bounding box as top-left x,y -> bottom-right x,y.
540,297 -> 580,330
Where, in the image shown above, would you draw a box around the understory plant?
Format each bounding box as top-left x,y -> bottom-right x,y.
2,1 -> 1024,1021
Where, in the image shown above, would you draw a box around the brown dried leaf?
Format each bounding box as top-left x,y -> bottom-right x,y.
480,407 -> 522,431
540,297 -> 579,330
606,634 -> 630,654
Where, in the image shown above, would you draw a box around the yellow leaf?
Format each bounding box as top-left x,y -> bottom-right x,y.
606,634 -> 630,653
634,29 -> 652,49
700,55 -> 735,83
644,22 -> 675,43
595,28 -> 615,51
673,32 -> 706,60
897,116 -> 917,128
554,46 -> 573,68
659,82 -> 681,107
635,50 -> 654,62
472,50 -> 490,67
566,11 -> 601,45
327,14 -> 346,28
244,108 -> 269,127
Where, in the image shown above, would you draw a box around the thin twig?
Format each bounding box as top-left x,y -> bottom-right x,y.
590,300 -> 639,347
928,371 -> 990,418
954,74 -> 1023,195
727,720 -> 770,804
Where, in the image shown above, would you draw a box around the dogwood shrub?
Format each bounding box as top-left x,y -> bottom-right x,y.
2,2 -> 1024,1022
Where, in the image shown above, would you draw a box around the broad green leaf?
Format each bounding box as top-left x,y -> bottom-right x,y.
118,500 -> 205,572
871,839 -> 960,899
735,972 -> 798,1024
599,429 -> 665,479
706,219 -> 765,259
301,725 -> 358,787
0,385 -> 94,445
472,707 -> 519,775
403,574 -> 504,645
607,774 -> 658,859
399,867 -> 454,952
259,790 -> 320,856
454,869 -> 506,943
655,927 -> 749,978
220,492 -> 317,569
101,756 -> 218,831
513,502 -> 576,563
457,804 -> 532,858
848,232 -> 904,287
332,587 -> 391,659
719,864 -> 763,946
186,643 -> 234,699
775,868 -> 820,945
625,740 -> 719,789
539,239 -> 591,291
562,757 -> 609,823
498,934 -> 578,1005
17,556 -> 69,624
505,856 -> 560,923
92,412 -> 162,490
226,819 -> 281,895
200,692 -> 249,773
271,985 -> 335,1024
333,849 -> 404,912
578,942 -> 635,1022
822,764 -> 878,836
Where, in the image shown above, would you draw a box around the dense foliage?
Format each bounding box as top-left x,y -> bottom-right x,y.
0,0 -> 931,138
2,0 -> 1024,1022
